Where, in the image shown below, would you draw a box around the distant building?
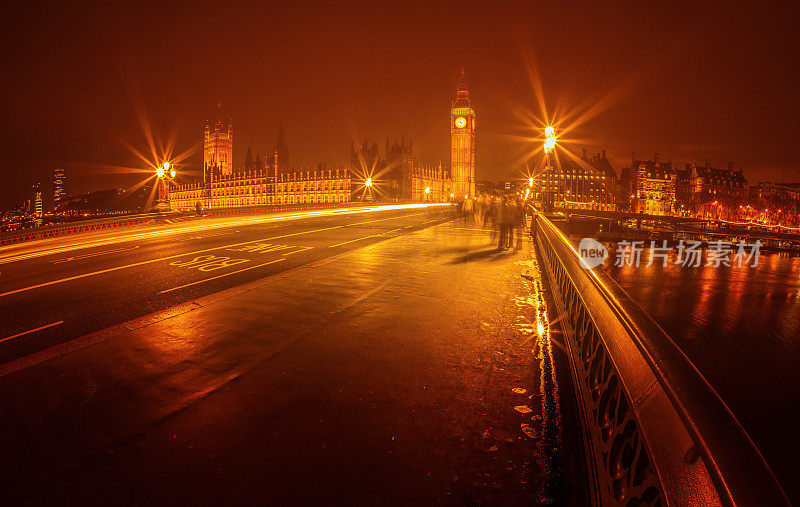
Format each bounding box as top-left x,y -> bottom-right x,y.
32,182 -> 43,225
204,103 -> 233,181
177,72 -> 468,211
385,138 -> 414,199
53,168 -> 66,205
476,180 -> 494,194
350,138 -> 451,202
273,121 -> 289,175
450,68 -> 476,197
499,180 -> 517,193
630,154 -> 676,215
243,146 -> 265,173
538,148 -> 617,211
683,160 -> 748,218
410,163 -> 451,202
749,181 -> 800,202
172,126 -> 350,211
170,167 -> 351,211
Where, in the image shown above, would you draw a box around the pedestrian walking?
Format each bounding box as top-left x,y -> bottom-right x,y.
484,197 -> 494,230
498,196 -> 514,249
488,197 -> 499,240
463,196 -> 474,226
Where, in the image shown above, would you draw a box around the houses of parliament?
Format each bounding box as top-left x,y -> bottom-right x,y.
169,74 -> 477,211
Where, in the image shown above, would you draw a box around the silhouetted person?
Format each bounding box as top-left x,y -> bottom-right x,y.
498,196 -> 514,250
463,196 -> 474,226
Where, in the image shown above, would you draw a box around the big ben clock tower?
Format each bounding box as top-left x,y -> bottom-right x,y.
451,68 -> 476,197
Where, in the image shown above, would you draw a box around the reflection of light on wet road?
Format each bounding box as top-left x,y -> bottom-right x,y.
520,258 -> 565,503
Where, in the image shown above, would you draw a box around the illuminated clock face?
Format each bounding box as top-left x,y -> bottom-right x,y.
455,116 -> 467,129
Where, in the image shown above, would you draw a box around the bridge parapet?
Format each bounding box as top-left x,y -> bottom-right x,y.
533,212 -> 788,506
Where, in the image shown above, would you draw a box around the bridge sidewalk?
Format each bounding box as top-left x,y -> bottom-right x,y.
0,220 -> 583,504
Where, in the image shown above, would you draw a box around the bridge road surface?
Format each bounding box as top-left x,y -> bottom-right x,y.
0,205 -> 584,504
0,204 -> 452,365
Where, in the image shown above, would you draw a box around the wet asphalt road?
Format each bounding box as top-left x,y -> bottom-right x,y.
0,207 -> 584,505
0,205 -> 453,365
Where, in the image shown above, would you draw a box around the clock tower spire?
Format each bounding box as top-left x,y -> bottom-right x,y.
451,68 -> 476,197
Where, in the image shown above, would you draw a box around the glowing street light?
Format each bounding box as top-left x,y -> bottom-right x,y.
365,177 -> 373,188
544,126 -> 557,154
528,177 -> 534,187
155,162 -> 175,211
425,186 -> 430,194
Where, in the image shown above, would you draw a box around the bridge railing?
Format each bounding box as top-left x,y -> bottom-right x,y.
532,212 -> 788,506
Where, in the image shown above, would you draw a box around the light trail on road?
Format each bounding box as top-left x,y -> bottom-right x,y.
0,209 -> 437,298
0,203 -> 449,265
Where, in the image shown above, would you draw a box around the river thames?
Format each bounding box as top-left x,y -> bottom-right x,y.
604,250 -> 800,501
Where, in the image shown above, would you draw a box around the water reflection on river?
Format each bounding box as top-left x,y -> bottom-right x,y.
604,249 -> 800,501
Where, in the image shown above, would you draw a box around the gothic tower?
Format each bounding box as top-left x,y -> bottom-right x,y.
203,102 -> 233,182
273,121 -> 289,176
450,68 -> 476,197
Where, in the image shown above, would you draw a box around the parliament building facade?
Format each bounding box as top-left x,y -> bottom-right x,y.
170,74 -> 475,211
171,113 -> 352,211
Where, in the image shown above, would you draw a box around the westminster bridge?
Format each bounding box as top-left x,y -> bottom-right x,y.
0,203 -> 791,504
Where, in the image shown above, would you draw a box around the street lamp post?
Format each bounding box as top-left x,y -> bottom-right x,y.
156,162 -> 175,211
543,126 -> 557,212
363,177 -> 373,203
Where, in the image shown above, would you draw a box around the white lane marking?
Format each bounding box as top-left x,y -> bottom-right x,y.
329,228 -> 403,248
51,245 -> 140,264
1,321 -> 64,344
224,244 -> 294,254
159,258 -> 286,294
281,246 -> 313,256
